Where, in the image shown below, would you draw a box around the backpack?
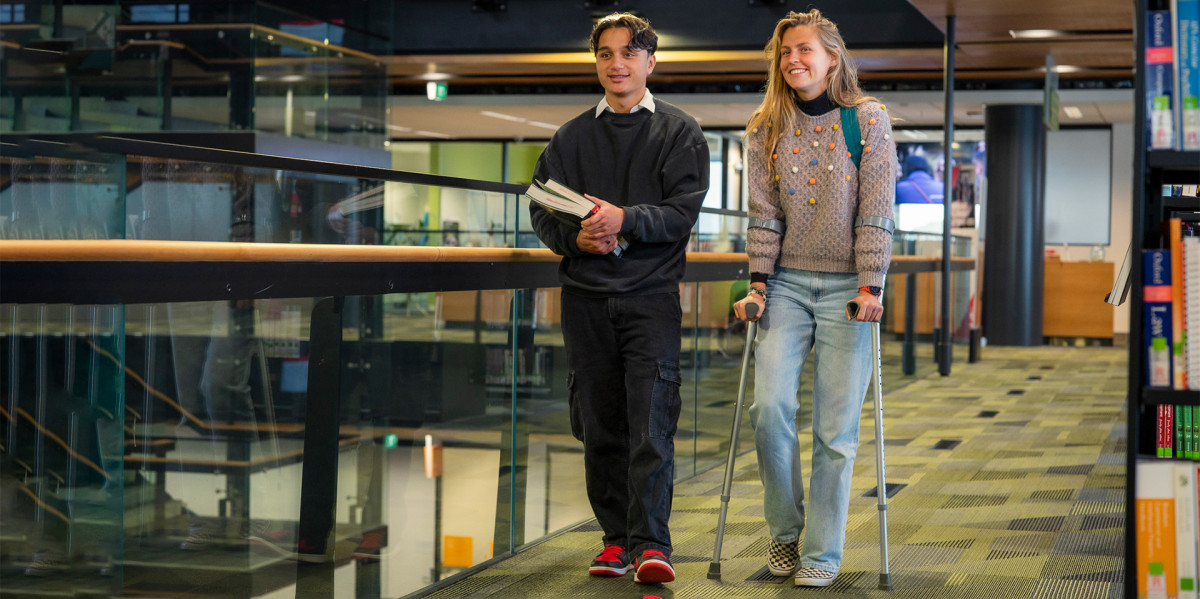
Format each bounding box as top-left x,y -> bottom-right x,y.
841,106 -> 862,169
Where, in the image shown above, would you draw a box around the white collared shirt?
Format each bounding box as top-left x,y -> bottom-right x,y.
594,90 -> 656,118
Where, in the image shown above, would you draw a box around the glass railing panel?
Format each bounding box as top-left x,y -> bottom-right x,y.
694,210 -> 747,253
680,280 -> 752,479
0,302 -> 125,591
0,150 -> 126,240
118,299 -> 308,594
124,156 -> 520,247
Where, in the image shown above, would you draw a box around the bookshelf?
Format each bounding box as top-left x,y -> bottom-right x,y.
1126,0 -> 1200,596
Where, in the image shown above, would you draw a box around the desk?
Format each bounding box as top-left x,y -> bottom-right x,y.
1043,257 -> 1114,338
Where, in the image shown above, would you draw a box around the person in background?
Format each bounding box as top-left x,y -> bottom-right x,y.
527,12 -> 709,586
895,154 -> 944,204
732,8 -> 895,588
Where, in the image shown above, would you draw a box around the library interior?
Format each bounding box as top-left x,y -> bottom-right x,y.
0,0 -> 1197,598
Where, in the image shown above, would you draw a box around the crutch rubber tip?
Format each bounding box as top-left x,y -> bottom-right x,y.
707,563 -> 722,580
879,573 -> 892,590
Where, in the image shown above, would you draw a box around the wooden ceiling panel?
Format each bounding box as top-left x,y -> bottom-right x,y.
904,0 -> 1132,40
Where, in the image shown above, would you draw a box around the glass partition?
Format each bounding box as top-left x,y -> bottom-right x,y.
0,138 -> 759,597
885,230 -> 976,344
1,1 -> 388,148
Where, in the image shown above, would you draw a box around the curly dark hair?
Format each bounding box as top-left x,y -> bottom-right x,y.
588,13 -> 657,56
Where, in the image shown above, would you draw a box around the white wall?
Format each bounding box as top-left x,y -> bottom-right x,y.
1040,123 -> 1133,335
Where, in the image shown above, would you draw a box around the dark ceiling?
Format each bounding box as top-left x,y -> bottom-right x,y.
393,0 -> 947,54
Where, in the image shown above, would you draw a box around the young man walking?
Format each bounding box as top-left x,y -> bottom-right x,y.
528,13 -> 709,585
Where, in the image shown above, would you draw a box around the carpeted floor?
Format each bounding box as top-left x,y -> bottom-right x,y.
416,344 -> 1128,599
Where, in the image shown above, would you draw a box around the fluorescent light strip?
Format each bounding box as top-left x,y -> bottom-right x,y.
525,121 -> 560,131
415,130 -> 451,139
1063,106 -> 1084,119
1009,29 -> 1066,39
480,110 -> 527,123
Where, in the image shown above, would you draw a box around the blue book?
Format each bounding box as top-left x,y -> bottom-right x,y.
1148,10 -> 1177,149
1177,0 -> 1200,149
1144,249 -> 1174,388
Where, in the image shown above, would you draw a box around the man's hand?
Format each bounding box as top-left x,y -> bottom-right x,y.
577,229 -> 619,255
581,194 -> 624,238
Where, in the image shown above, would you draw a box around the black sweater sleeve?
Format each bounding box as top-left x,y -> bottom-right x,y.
619,133 -> 708,243
528,140 -> 583,258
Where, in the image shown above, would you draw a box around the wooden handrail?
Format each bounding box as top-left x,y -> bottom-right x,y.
0,240 -> 972,270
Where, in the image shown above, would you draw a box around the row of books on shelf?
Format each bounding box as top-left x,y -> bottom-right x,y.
1144,219 -> 1199,392
1138,461 -> 1200,598
1160,405 -> 1200,459
1164,185 -> 1200,196
1146,0 -> 1200,151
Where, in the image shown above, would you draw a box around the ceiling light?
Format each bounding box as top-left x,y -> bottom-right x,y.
415,130 -> 451,139
1063,106 -> 1084,119
415,72 -> 454,82
387,124 -> 412,132
1009,29 -> 1065,39
526,121 -> 560,131
481,110 -> 527,123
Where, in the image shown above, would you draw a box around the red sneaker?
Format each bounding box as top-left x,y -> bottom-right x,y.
589,545 -> 631,576
633,550 -> 675,584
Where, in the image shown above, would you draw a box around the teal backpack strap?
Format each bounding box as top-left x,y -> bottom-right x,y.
841,106 -> 862,169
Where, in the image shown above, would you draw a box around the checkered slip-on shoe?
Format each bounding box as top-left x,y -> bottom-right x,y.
794,567 -> 837,587
766,539 -> 799,576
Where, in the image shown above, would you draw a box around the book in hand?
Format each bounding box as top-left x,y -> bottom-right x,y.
525,178 -> 629,256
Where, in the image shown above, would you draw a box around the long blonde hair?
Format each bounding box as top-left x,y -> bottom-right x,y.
746,9 -> 876,170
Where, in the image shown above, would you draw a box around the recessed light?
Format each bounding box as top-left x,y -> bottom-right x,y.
1009,29 -> 1065,39
1063,106 -> 1084,119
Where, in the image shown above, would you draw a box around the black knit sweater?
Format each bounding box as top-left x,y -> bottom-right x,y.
530,99 -> 709,296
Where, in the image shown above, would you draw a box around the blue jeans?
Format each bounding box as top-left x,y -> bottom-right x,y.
560,290 -> 683,557
749,268 -> 873,573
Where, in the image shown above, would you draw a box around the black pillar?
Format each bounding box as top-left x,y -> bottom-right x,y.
939,14 -> 955,376
982,104 -> 1045,346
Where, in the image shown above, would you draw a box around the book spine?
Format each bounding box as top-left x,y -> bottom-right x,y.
1161,405 -> 1169,459
1138,462 -> 1178,598
1146,250 -> 1175,390
1169,219 -> 1187,390
1177,463 -> 1199,599
1179,0 -> 1200,150
1149,9 -> 1178,150
1178,405 -> 1186,458
1187,237 -> 1200,391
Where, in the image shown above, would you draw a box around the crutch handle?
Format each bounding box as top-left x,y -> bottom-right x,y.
745,302 -> 759,320
845,299 -> 862,321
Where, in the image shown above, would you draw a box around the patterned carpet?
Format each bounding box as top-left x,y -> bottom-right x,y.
418,344 -> 1128,599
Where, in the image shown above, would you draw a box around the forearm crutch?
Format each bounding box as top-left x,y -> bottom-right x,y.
707,302 -> 758,580
847,300 -> 892,591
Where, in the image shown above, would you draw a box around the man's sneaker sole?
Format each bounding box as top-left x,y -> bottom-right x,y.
634,561 -> 675,584
589,564 -> 631,576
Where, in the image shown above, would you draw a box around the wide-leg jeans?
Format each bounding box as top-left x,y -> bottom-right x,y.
749,268 -> 872,573
561,290 -> 683,557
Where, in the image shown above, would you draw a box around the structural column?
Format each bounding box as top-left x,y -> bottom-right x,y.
982,104 -> 1045,346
